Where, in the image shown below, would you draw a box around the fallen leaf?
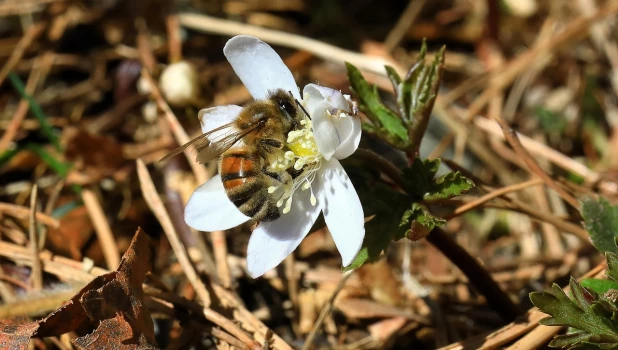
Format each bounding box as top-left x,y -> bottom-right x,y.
0,228 -> 158,349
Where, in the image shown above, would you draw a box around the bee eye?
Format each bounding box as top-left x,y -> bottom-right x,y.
278,99 -> 295,116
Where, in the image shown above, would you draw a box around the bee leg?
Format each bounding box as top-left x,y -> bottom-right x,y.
263,170 -> 293,186
260,139 -> 283,153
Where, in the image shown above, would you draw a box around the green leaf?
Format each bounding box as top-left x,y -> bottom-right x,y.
401,203 -> 446,241
424,171 -> 474,201
581,197 -> 618,254
582,279 -> 618,295
402,157 -> 441,197
345,62 -> 409,147
530,282 -> 618,348
8,72 -> 61,151
549,332 -> 600,348
345,184 -> 410,271
402,157 -> 474,201
606,252 -> 618,283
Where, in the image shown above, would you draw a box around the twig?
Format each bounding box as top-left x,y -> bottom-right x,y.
0,22 -> 44,88
473,117 -> 602,184
438,262 -> 606,350
166,14 -> 183,63
178,12 -> 406,77
301,270 -> 353,350
0,56 -> 42,153
29,184 -> 43,291
383,0 -> 428,52
136,159 -> 211,307
136,38 -> 208,185
493,117 -> 579,209
465,2 -> 618,119
211,230 -> 232,288
81,188 -> 120,269
448,178 -> 544,217
0,202 -> 59,228
145,288 -> 258,348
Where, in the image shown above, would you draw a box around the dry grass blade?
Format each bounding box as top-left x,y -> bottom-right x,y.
136,159 -> 264,348
0,202 -> 59,228
448,178 -> 544,217
0,23 -> 44,88
28,184 -> 42,291
301,270 -> 354,350
82,188 -> 120,270
493,117 -> 579,209
136,159 -> 211,306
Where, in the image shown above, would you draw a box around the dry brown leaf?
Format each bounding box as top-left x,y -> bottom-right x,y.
0,228 -> 157,349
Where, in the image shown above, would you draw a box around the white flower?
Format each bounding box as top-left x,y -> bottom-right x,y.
184,35 -> 365,278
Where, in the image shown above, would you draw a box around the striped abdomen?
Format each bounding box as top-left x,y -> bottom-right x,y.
219,151 -> 280,222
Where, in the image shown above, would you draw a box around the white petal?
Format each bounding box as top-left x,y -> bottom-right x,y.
312,102 -> 340,160
198,105 -> 242,140
317,158 -> 365,267
185,175 -> 250,231
303,84 -> 349,116
223,35 -> 300,100
246,187 -> 322,278
332,115 -> 361,160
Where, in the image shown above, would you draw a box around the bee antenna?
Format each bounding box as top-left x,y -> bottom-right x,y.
294,98 -> 311,120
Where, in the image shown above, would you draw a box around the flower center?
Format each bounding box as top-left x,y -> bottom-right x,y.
267,116 -> 322,214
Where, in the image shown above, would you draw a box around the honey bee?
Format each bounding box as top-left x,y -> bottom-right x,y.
161,89 -> 306,222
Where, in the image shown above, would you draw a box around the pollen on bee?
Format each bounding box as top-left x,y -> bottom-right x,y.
284,151 -> 295,160
294,158 -> 306,170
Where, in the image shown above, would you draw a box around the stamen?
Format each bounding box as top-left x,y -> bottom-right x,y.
310,194 -> 317,206
268,186 -> 277,194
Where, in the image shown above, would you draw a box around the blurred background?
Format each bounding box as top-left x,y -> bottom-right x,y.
1,0 -> 618,349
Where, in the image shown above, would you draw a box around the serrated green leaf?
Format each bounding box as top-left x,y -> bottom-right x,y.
572,277 -> 595,313
581,197 -> 618,254
402,157 -> 441,197
424,171 -> 474,201
384,65 -> 402,92
401,203 -> 446,241
549,332 -> 596,348
530,284 -> 618,345
582,279 -> 618,295
607,252 -> 618,283
345,62 -> 409,147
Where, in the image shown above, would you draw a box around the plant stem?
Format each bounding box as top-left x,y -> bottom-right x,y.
426,228 -> 522,322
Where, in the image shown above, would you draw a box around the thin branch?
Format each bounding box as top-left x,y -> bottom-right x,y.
448,178 -> 544,217
383,0 -> 428,52
82,188 -> 120,270
136,159 -> 212,306
301,271 -> 353,350
28,184 -> 42,291
493,117 -> 580,209
0,202 -> 60,228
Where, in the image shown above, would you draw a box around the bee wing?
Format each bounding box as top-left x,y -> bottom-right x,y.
159,122 -> 259,164
194,126 -> 256,164
159,122 -> 234,163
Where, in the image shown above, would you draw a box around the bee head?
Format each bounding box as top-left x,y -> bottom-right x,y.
269,89 -> 300,131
